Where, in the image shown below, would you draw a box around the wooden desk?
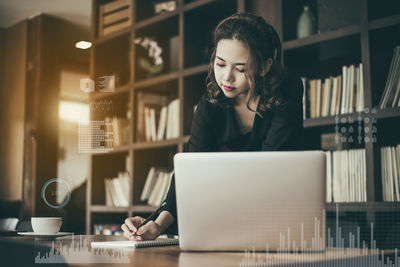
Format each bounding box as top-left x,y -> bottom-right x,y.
0,235 -> 398,267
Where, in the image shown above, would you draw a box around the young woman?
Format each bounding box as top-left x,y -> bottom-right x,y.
121,13 -> 304,241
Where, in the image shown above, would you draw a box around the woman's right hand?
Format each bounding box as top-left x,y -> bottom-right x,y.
121,216 -> 161,241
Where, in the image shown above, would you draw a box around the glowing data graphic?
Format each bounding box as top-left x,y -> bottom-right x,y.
78,120 -> 114,153
35,235 -> 130,264
239,204 -> 400,266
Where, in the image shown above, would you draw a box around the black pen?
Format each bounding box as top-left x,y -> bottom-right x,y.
133,202 -> 166,234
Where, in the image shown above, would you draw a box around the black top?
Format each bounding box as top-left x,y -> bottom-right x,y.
161,74 -> 304,234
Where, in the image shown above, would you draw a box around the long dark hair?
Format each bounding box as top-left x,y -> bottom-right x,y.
206,13 -> 287,112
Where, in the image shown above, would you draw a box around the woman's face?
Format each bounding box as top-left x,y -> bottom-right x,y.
213,39 -> 251,103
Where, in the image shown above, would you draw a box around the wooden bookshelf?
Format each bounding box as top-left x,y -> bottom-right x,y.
132,138 -> 182,150
368,14 -> 400,30
93,27 -> 132,45
133,72 -> 180,89
282,25 -> 361,51
271,0 -> 400,248
134,10 -> 179,30
90,205 -> 130,213
87,0 -> 400,247
326,202 -> 400,212
375,107 -> 400,119
304,108 -> 400,128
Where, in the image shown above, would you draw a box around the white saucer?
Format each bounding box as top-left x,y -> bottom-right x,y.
17,232 -> 73,238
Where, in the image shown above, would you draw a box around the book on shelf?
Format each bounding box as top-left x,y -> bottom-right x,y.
140,167 -> 157,201
166,98 -> 179,139
94,224 -> 123,235
325,148 -> 366,203
304,63 -> 364,119
321,77 -> 332,117
125,154 -> 132,177
137,92 -> 168,142
137,93 -> 179,142
104,171 -> 131,207
378,46 -> 400,109
308,79 -> 316,118
157,106 -> 168,140
140,167 -> 173,207
330,76 -> 338,116
381,145 -> 400,202
316,79 -> 321,118
104,116 -> 130,148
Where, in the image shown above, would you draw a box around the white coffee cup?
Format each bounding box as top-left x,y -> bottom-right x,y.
31,217 -> 62,234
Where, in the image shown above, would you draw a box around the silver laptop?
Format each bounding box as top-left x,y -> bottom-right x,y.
174,151 -> 326,251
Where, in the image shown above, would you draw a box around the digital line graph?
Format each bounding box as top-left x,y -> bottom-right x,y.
34,235 -> 130,264
239,204 -> 400,266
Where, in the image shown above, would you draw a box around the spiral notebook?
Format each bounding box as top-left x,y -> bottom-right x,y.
91,238 -> 179,248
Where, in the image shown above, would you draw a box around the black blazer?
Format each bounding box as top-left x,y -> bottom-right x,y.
160,74 -> 304,234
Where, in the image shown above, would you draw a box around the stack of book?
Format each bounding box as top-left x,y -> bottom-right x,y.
104,116 -> 130,147
381,145 -> 400,202
104,172 -> 130,207
325,149 -> 367,203
94,224 -> 123,235
140,167 -> 173,207
136,92 -> 179,142
378,46 -> 400,109
302,63 -> 364,119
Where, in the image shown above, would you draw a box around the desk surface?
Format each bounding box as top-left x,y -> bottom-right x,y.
0,234 -> 397,267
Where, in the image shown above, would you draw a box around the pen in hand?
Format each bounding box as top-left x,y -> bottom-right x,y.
130,202 -> 166,237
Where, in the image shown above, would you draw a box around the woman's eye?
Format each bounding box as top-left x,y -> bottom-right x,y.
216,63 -> 225,67
236,68 -> 245,73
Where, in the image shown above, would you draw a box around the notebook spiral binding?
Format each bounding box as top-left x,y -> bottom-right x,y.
135,239 -> 179,248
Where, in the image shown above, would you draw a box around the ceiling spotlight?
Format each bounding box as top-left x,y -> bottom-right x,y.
75,41 -> 92,49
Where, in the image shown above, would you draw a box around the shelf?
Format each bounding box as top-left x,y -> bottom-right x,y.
326,202 -> 400,212
94,27 -> 131,45
91,205 -> 157,214
90,145 -> 131,156
183,0 -> 216,12
303,108 -> 399,128
182,64 -> 208,77
304,113 -> 360,128
375,107 -> 400,119
91,145 -> 130,157
135,11 -> 179,30
133,72 -> 179,89
132,138 -> 181,150
283,25 -> 361,51
369,14 -> 400,31
130,205 -> 157,213
90,205 -> 129,213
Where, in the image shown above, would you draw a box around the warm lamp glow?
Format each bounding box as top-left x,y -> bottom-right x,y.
75,41 -> 92,49
59,101 -> 90,123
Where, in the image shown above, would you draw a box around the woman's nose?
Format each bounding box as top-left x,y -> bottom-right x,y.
223,68 -> 234,82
